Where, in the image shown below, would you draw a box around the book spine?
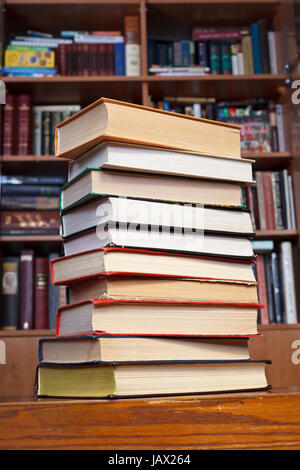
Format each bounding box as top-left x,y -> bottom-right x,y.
90,44 -> 98,76
282,169 -> 292,229
57,44 -> 67,76
268,103 -> 279,151
255,171 -> 267,230
209,41 -> 221,74
2,94 -> 15,156
107,43 -> 115,75
33,108 -> 42,156
193,31 -> 242,41
220,42 -> 232,74
237,43 -> 244,75
66,44 -> 72,75
264,253 -> 275,323
98,44 -> 107,75
1,195 -> 59,210
48,252 -> 61,330
197,41 -> 208,67
262,171 -> 276,230
250,23 -> 263,73
1,257 -> 19,329
50,111 -> 62,155
230,44 -> 239,75
181,40 -> 191,67
124,15 -> 141,76
255,254 -> 269,324
288,175 -> 296,230
280,242 -> 298,324
34,257 -> 49,329
19,250 -> 34,330
0,211 -> 60,234
82,43 -> 90,76
1,184 -> 61,196
241,34 -> 254,74
251,184 -> 260,230
41,111 -> 51,155
258,19 -> 271,74
275,104 -> 287,152
268,31 -> 278,74
114,42 -> 125,76
16,94 -> 31,156
272,171 -> 285,229
271,251 -> 283,323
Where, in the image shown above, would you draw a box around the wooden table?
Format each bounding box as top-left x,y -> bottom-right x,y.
1,388 -> 300,450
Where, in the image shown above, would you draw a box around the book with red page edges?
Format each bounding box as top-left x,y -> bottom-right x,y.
50,246 -> 256,286
56,298 -> 264,337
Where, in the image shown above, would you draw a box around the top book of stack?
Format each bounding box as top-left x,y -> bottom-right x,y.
55,97 -> 241,161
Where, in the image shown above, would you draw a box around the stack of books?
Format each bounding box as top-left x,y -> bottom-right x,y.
35,98 -> 270,399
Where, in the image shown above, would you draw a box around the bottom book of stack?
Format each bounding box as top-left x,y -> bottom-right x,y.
36,334 -> 270,398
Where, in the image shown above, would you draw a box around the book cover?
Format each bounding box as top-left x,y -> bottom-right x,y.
124,15 -> 140,76
41,110 -> 51,155
262,171 -> 276,230
209,42 -> 221,74
16,94 -> 32,155
0,210 -> 60,235
258,19 -> 271,74
34,257 -> 49,329
220,42 -> 232,74
114,42 -> 125,75
241,33 -> 254,74
19,249 -> 34,330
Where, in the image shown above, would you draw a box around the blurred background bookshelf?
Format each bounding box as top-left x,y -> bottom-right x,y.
1,0 -> 300,396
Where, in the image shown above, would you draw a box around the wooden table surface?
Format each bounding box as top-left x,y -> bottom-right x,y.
1,387 -> 300,450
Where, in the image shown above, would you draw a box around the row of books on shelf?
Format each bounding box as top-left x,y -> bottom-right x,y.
253,240 -> 298,325
2,17 -> 141,77
1,93 -> 81,156
0,174 -> 64,234
2,20 -> 279,79
243,170 -> 296,231
151,96 -> 287,153
1,94 -> 287,156
149,21 -> 279,75
1,251 -> 66,331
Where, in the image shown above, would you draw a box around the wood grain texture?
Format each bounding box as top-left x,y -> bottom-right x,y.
0,389 -> 300,450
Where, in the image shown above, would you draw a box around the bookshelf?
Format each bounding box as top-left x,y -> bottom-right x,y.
0,0 -> 300,396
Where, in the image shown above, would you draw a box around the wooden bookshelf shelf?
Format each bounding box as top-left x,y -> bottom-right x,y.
0,155 -> 67,162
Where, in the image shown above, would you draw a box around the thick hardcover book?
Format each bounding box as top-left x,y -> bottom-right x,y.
50,247 -> 257,287
107,44 -> 114,75
19,249 -> 34,330
16,94 -> 31,155
89,44 -> 98,76
38,334 -> 255,365
0,210 -> 60,235
193,30 -> 242,41
82,44 -> 90,76
36,360 -> 270,398
56,298 -> 263,337
264,253 -> 275,323
2,94 -> 15,156
55,97 -> 241,161
280,242 -> 298,324
124,16 -> 140,76
270,251 -> 283,324
1,257 -> 19,329
57,44 -> 67,75
241,33 -> 254,74
98,44 -> 107,75
209,42 -> 221,74
34,257 -> 49,329
220,42 -> 232,74
50,112 -> 63,155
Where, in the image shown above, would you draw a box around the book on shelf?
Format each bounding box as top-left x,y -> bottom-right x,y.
244,170 -> 296,231
1,250 -> 65,331
54,98 -> 241,160
35,96 -> 269,398
36,360 -> 269,399
19,249 -> 34,330
1,93 -> 32,156
1,256 -> 19,330
148,21 -> 277,76
152,97 -> 283,153
0,211 -> 60,235
124,16 -> 141,77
